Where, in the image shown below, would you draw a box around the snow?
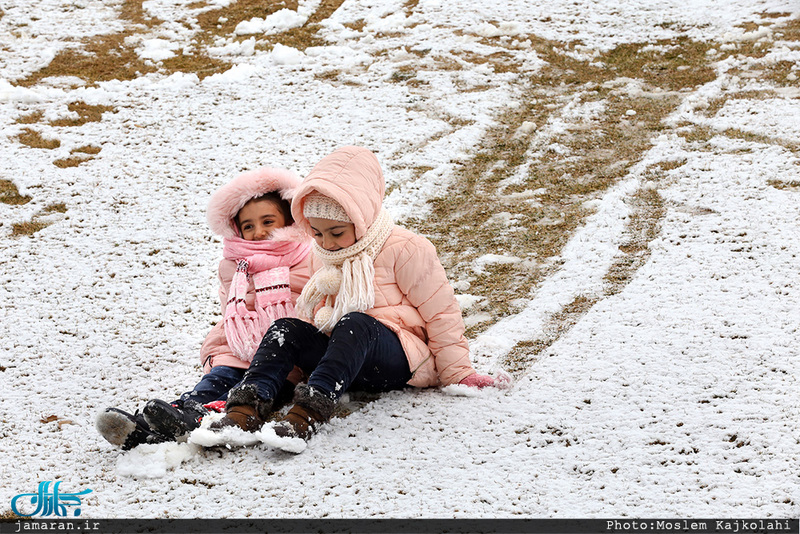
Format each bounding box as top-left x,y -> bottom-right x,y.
1,0 -> 798,520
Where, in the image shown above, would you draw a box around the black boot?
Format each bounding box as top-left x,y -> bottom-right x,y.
95,407 -> 168,450
143,399 -> 207,441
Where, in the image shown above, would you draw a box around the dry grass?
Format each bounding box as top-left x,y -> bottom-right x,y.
43,203 -> 68,214
16,111 -> 43,124
408,35 -> 711,336
196,0 -> 297,36
16,34 -> 158,87
54,144 -> 102,168
73,145 -> 103,155
121,0 -> 164,27
0,509 -> 23,520
260,0 -> 348,51
16,128 -> 60,149
402,22 -> 791,347
50,102 -> 116,127
767,179 -> 800,190
11,220 -> 50,237
0,180 -> 32,205
8,203 -> 67,237
604,183 -> 666,295
502,296 -> 598,377
53,156 -> 88,168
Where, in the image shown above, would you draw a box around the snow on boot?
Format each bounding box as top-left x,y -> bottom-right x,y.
273,385 -> 336,441
208,384 -> 271,433
209,405 -> 264,432
95,407 -> 168,450
143,399 -> 206,441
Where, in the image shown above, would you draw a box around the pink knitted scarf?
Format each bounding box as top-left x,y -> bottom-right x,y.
222,236 -> 311,362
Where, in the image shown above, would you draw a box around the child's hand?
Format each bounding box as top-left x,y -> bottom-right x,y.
459,371 -> 512,389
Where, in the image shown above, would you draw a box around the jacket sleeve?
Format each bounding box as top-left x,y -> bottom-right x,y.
199,259 -> 235,371
393,235 -> 475,386
217,259 -> 234,315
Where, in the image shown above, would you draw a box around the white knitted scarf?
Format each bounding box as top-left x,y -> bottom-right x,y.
297,208 -> 394,333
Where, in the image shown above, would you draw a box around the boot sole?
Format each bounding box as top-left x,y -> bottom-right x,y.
95,410 -> 135,447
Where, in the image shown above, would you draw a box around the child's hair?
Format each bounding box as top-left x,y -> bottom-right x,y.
235,192 -> 294,233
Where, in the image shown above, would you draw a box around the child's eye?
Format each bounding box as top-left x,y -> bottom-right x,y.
331,233 -> 343,238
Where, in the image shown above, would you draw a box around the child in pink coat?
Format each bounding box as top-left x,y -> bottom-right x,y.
95,167 -> 311,450
209,146 -> 508,447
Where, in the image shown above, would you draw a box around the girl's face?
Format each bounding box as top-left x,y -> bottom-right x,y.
308,217 -> 357,251
236,198 -> 287,241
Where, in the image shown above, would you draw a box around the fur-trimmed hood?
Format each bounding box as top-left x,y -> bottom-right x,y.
207,167 -> 303,239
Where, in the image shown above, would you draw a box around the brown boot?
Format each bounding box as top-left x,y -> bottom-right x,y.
209,404 -> 263,432
273,385 -> 336,441
209,384 -> 272,433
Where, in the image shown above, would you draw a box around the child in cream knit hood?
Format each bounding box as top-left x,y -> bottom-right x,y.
208,146 -> 510,448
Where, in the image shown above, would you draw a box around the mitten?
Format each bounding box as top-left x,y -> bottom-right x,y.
459,370 -> 513,389
459,373 -> 496,388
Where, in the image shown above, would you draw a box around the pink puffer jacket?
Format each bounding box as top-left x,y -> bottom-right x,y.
291,146 -> 475,387
200,167 -> 312,372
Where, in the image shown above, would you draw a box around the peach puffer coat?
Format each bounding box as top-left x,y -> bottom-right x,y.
291,146 -> 476,387
200,167 -> 312,372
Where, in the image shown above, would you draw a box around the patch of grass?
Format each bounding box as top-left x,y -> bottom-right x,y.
604,185 -> 665,294
16,1 -> 232,86
196,0 -> 298,37
54,144 -> 103,168
0,180 -> 32,205
676,125 -> 715,144
159,52 -> 232,80
343,19 -> 366,32
16,34 -> 158,87
53,156 -> 87,168
16,128 -> 60,149
656,159 -> 687,172
390,69 -> 416,83
11,220 -> 51,237
501,296 -> 598,376
411,40 -> 691,331
762,59 -> 799,86
701,89 -> 779,118
192,0 -> 347,56
73,145 -> 103,155
259,0 -> 348,51
767,179 -> 800,190
1,509 -> 23,520
759,11 -> 793,19
16,111 -> 43,124
120,0 -> 164,27
314,69 -> 341,82
458,51 -> 520,74
50,102 -> 116,127
43,203 -> 68,214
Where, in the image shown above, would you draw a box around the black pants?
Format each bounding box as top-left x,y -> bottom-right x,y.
234,313 -> 412,403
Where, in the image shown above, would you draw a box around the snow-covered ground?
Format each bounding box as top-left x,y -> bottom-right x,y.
1,0 -> 798,519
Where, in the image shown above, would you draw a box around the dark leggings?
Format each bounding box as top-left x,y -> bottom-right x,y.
235,313 -> 412,402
